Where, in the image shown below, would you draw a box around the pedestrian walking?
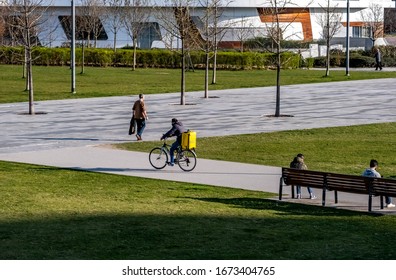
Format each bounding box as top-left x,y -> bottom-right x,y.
374,48 -> 383,71
132,94 -> 148,141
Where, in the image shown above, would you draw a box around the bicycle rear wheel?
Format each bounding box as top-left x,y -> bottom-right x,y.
149,147 -> 168,169
177,149 -> 197,171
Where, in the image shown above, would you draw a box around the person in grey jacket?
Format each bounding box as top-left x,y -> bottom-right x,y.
362,159 -> 394,207
161,118 -> 186,166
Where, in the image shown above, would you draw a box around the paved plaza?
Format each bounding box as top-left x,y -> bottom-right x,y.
1,77 -> 395,213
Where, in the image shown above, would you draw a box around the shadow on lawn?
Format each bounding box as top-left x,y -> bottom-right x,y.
189,197 -> 380,217
1,201 -> 393,260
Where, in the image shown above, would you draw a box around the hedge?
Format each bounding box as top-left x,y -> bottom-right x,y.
0,46 -> 302,69
3,45 -> 396,69
312,45 -> 396,68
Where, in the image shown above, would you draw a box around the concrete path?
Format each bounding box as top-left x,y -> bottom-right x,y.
1,77 -> 395,214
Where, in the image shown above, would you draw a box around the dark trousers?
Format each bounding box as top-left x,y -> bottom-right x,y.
375,61 -> 382,70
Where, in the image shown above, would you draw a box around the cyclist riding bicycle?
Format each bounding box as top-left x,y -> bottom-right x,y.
160,118 -> 186,166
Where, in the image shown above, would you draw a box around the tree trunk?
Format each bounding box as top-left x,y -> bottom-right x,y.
113,31 -> 117,53
133,36 -> 137,71
24,48 -> 29,91
27,51 -> 34,115
211,47 -> 217,84
81,41 -> 85,74
180,40 -> 186,105
274,3 -> 281,118
326,37 -> 330,77
204,52 -> 209,98
275,39 -> 282,117
275,51 -> 281,117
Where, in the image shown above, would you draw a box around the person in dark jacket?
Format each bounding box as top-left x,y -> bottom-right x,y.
161,118 -> 186,166
374,48 -> 383,71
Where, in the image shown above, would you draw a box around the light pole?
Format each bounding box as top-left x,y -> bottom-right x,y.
345,0 -> 350,76
71,0 -> 76,94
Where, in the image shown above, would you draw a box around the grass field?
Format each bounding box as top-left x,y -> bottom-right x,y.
1,64 -> 395,260
1,123 -> 395,259
1,160 -> 396,260
1,64 -> 396,103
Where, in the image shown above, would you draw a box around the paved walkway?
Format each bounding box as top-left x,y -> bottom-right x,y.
1,78 -> 396,214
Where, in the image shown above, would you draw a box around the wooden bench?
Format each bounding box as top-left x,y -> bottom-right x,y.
279,167 -> 396,212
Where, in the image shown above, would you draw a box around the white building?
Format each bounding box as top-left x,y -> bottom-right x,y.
1,0 -> 396,49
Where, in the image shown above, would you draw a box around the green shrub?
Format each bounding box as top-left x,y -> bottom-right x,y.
6,45 -> 392,69
0,46 -> 24,64
349,55 -> 374,68
313,56 -> 327,67
301,57 -> 315,68
84,48 -> 113,66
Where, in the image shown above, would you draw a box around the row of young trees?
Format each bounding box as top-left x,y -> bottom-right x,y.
0,0 -> 391,116
0,0 -> 233,113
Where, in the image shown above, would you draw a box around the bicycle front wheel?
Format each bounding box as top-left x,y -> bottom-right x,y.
149,147 -> 168,169
177,149 -> 197,171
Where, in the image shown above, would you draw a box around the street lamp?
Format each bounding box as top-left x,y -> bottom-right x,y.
71,0 -> 76,94
346,0 -> 350,76
335,0 -> 358,76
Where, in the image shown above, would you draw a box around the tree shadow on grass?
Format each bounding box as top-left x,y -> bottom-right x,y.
189,197 -> 381,217
0,207 -> 393,260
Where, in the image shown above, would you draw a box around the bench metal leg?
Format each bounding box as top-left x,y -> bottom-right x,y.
368,194 -> 373,212
279,177 -> 283,201
322,188 -> 326,206
334,190 -> 338,204
291,185 -> 295,199
380,195 -> 384,209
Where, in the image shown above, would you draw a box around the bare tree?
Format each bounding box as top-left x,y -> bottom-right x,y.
77,0 -> 107,74
233,16 -> 255,52
6,0 -> 51,115
80,0 -> 107,48
195,0 -> 229,98
360,3 -> 384,48
104,0 -> 125,52
198,0 -> 228,85
123,0 -> 151,70
0,5 -> 6,45
260,0 -> 311,117
317,0 -> 342,77
384,7 -> 396,35
154,0 -> 197,105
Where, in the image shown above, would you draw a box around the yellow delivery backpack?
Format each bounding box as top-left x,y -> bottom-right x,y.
181,130 -> 196,150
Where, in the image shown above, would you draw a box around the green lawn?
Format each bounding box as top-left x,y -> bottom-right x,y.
1,64 -> 395,260
1,123 -> 395,259
1,160 -> 396,260
1,64 -> 396,103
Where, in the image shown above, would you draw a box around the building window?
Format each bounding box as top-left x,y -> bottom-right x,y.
58,15 -> 108,41
138,22 -> 162,49
352,26 -> 372,38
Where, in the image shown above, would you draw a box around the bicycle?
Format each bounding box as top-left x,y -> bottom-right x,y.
149,139 -> 197,172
